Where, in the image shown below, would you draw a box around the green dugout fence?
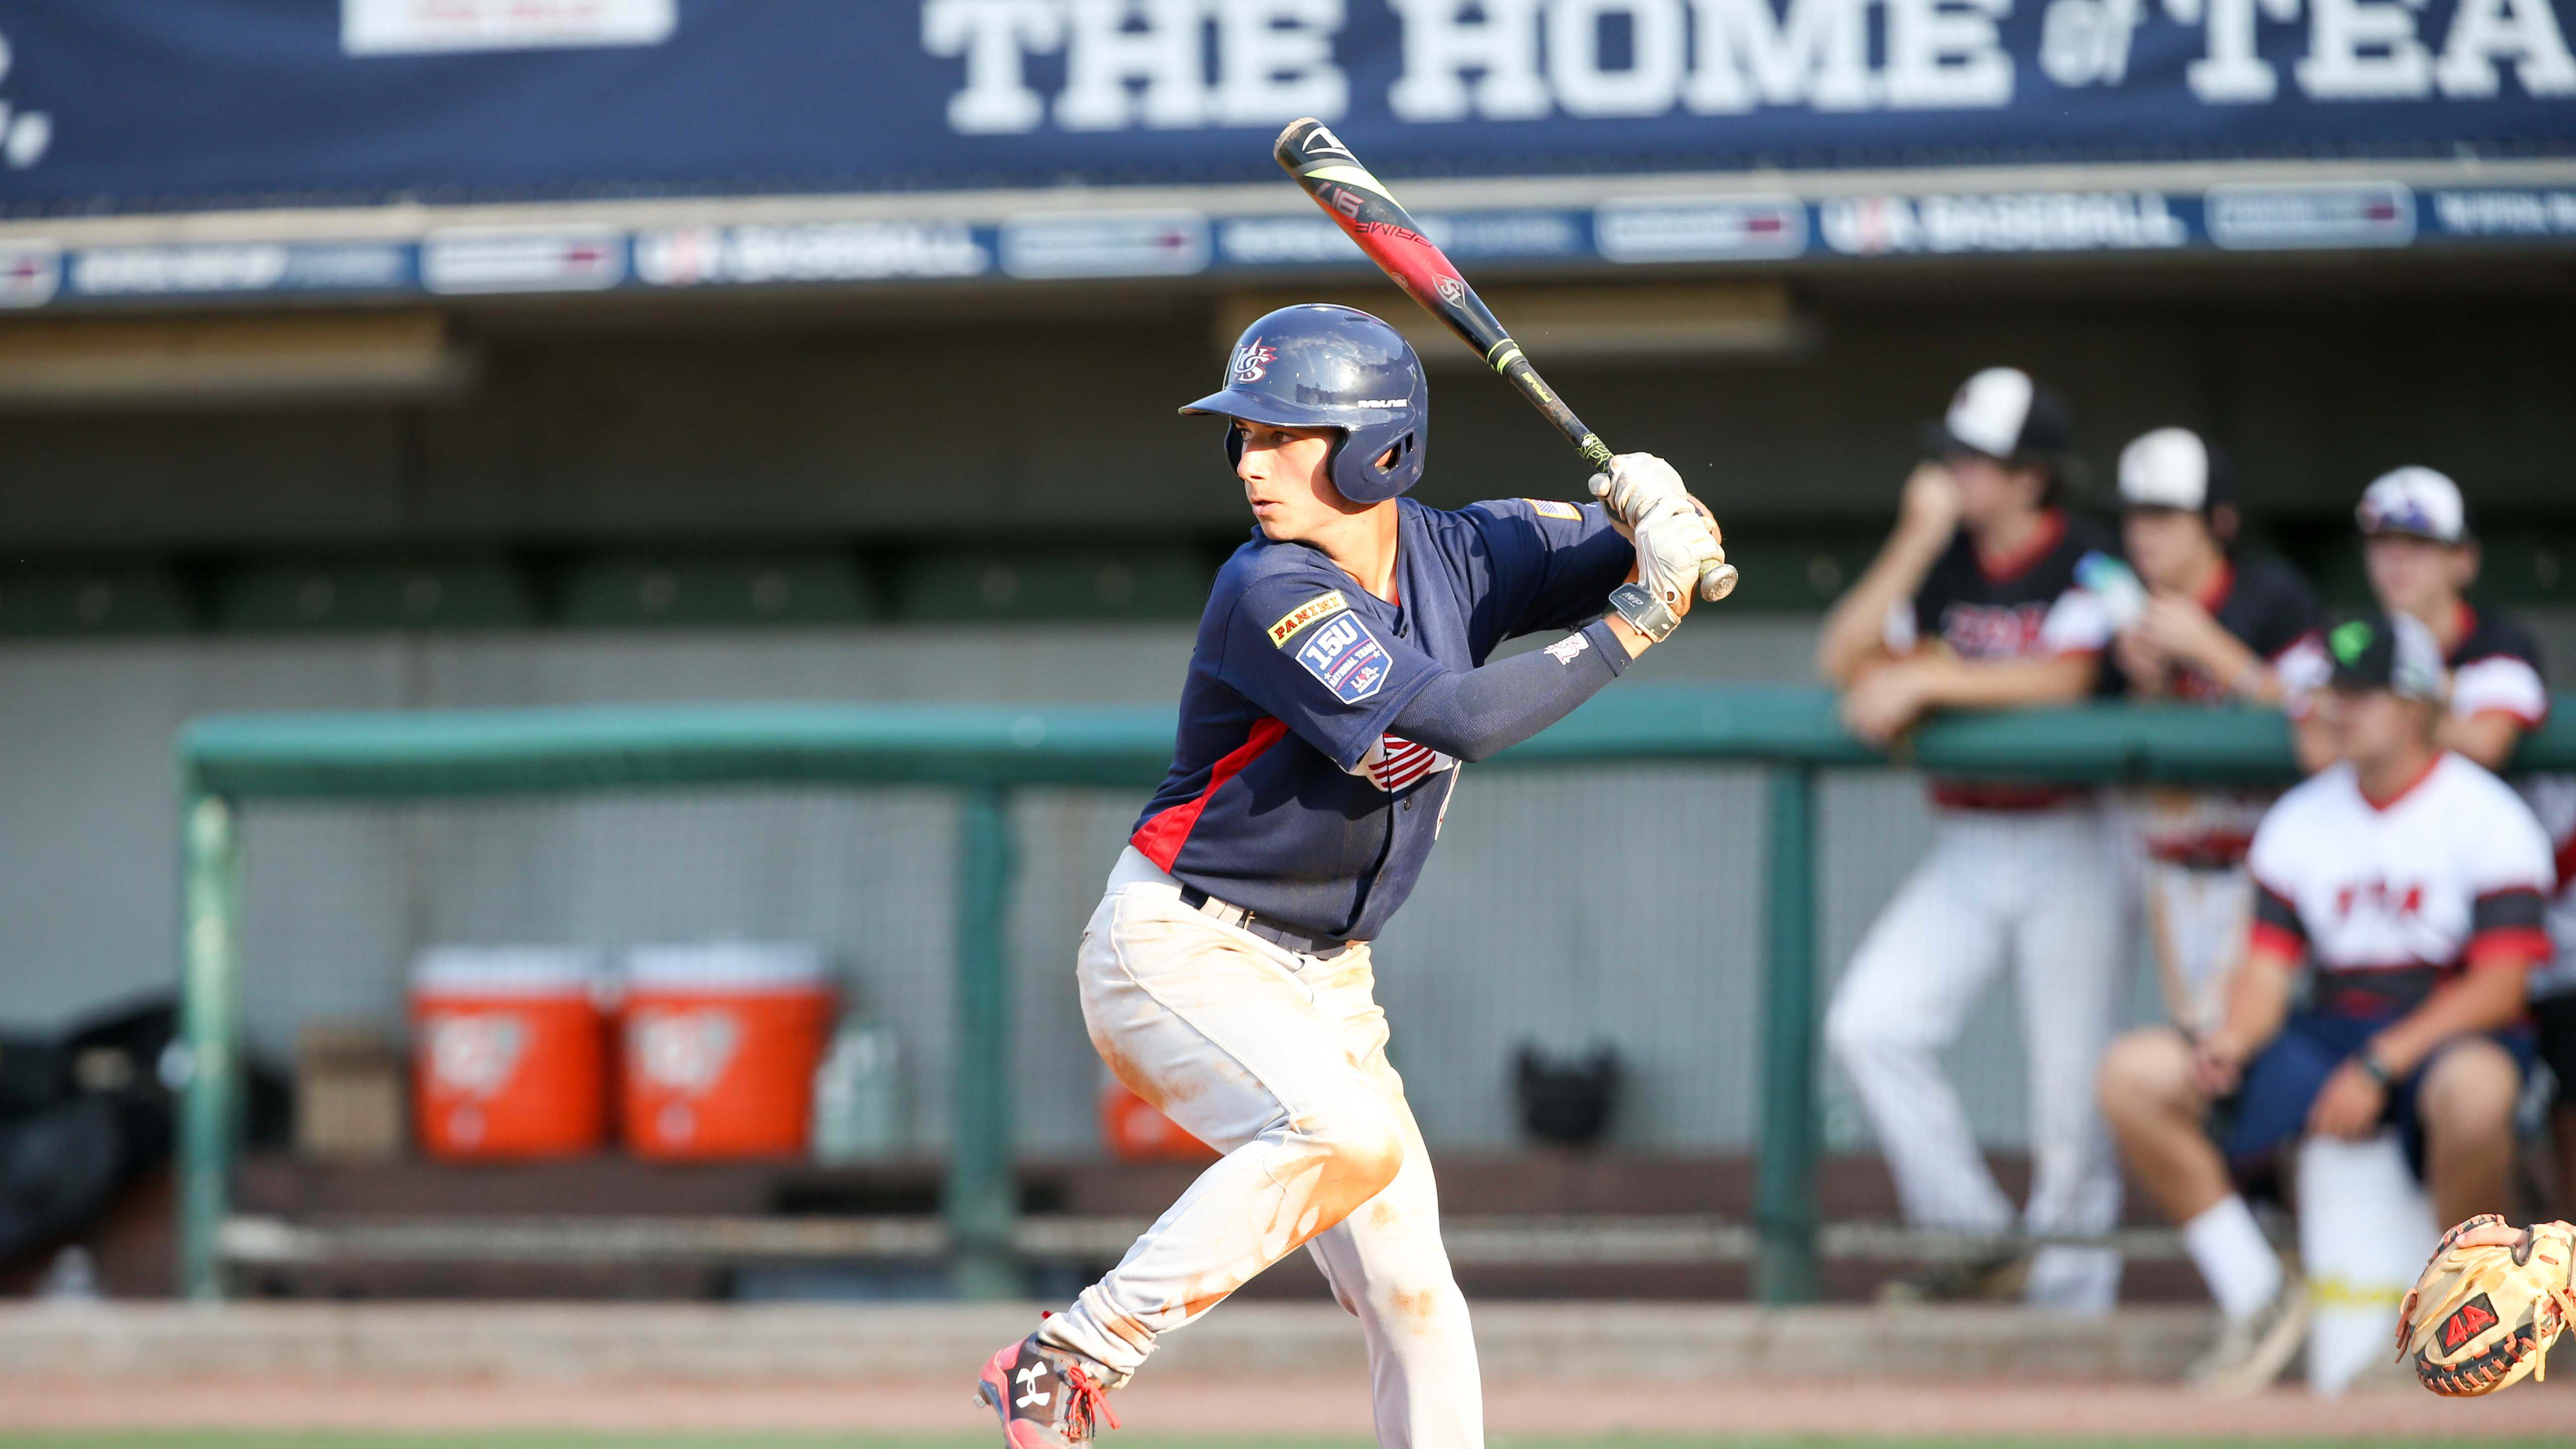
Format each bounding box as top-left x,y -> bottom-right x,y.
171,686 -> 2576,1305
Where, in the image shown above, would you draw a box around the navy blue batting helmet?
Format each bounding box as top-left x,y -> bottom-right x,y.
1180,305 -> 1428,505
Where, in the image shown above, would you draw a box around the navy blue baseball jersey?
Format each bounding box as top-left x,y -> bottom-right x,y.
1131,496 -> 1633,941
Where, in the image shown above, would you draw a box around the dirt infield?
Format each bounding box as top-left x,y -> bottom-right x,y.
7,1375 -> 2571,1438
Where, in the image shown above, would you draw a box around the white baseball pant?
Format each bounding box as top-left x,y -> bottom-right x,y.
1824,805 -> 2130,1311
1039,849 -> 1482,1449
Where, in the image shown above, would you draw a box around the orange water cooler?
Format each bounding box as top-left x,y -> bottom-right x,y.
620,942 -> 836,1159
1099,1067 -> 1218,1162
409,946 -> 610,1159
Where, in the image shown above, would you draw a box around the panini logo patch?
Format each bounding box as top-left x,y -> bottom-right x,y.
1295,612 -> 1393,703
1268,590 -> 1349,645
1525,498 -> 1582,520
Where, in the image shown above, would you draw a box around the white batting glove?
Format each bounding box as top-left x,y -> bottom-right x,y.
1587,452 -> 1689,527
1631,493 -> 1724,616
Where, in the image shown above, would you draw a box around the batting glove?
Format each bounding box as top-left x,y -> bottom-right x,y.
1631,493 -> 1724,616
1587,452 -> 1689,528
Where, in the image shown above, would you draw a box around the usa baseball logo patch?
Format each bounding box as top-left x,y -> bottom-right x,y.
1232,336 -> 1276,384
1267,590 -> 1347,645
1295,612 -> 1392,703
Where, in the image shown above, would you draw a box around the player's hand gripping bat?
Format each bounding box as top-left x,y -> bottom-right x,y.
1274,118 -> 1738,603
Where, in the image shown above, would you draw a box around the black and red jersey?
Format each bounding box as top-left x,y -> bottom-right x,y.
1892,510 -> 2122,668
1886,510 -> 2117,810
2162,554 -> 2321,704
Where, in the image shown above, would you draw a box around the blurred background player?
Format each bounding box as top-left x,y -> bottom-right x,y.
2286,468 -> 2547,774
2106,429 -> 2321,1035
2283,467 -> 2576,1212
2099,610 -> 2554,1394
1816,368 -> 2127,1311
978,305 -> 1723,1449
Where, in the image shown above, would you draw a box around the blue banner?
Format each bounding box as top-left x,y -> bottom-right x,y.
8,180 -> 2576,309
1,0 -> 2574,215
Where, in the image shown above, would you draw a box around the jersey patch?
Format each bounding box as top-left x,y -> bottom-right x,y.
1295,612 -> 1393,702
1268,590 -> 1349,646
1524,498 -> 1582,521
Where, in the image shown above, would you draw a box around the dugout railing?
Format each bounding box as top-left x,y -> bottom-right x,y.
173,687 -> 2576,1304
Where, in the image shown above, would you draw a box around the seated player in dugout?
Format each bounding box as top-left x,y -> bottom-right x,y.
974,304 -> 1726,1449
2099,610 -> 2554,1396
1815,368 -> 2130,1311
2278,467 -> 2576,1219
2106,429 -> 2321,1037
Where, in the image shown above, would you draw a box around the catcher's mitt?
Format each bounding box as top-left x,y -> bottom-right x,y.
2394,1213 -> 2576,1396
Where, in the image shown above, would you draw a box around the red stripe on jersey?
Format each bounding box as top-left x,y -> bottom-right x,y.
2248,920 -> 2306,961
1368,734 -> 1438,791
2554,828 -> 2576,895
2466,927 -> 2553,968
2359,752 -> 2444,812
1974,510 -> 2067,585
1131,717 -> 1289,873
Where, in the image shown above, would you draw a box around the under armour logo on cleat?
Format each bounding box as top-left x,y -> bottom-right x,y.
1016,1362 -> 1051,1409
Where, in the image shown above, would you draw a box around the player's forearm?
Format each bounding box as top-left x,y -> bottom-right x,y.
1908,651 -> 2097,712
1390,621 -> 1627,763
2370,963 -> 2534,1077
2213,950 -> 2299,1056
2439,712 -> 2526,773
1817,529 -> 1944,686
2195,634 -> 2274,704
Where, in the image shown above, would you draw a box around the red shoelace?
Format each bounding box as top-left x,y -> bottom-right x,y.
1059,1364 -> 1120,1441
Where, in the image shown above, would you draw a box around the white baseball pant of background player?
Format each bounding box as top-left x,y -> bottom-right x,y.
1040,848 -> 1482,1449
1826,805 -> 2130,1310
2141,862 -> 2252,1037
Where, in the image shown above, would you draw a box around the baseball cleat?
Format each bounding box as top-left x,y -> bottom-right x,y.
1877,1247 -> 2030,1305
2185,1268 -> 2310,1397
975,1332 -> 1120,1447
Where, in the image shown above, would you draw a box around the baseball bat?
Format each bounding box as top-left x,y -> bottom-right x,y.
1273,117 -> 1737,603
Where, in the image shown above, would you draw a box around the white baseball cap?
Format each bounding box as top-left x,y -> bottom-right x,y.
1926,367 -> 2075,462
2118,428 -> 2234,511
2356,466 -> 2468,543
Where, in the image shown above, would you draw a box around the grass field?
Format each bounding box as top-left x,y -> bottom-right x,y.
8,1437 -> 2576,1449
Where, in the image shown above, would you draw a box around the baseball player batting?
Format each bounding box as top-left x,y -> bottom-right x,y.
973,303 -> 1723,1448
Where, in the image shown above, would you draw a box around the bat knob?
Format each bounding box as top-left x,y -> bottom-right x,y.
1698,562 -> 1740,604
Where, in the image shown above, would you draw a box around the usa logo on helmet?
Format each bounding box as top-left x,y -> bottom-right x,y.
1232,338 -> 1276,384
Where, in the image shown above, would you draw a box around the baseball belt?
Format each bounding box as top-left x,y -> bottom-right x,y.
1176,886 -> 1354,961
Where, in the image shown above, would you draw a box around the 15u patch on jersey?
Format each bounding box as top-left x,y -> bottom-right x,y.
1295,612 -> 1392,702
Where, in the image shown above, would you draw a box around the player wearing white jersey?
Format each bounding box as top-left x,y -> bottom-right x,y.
2100,610 -> 2553,1395
1818,368 -> 2128,1311
2281,467 -> 2576,1218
